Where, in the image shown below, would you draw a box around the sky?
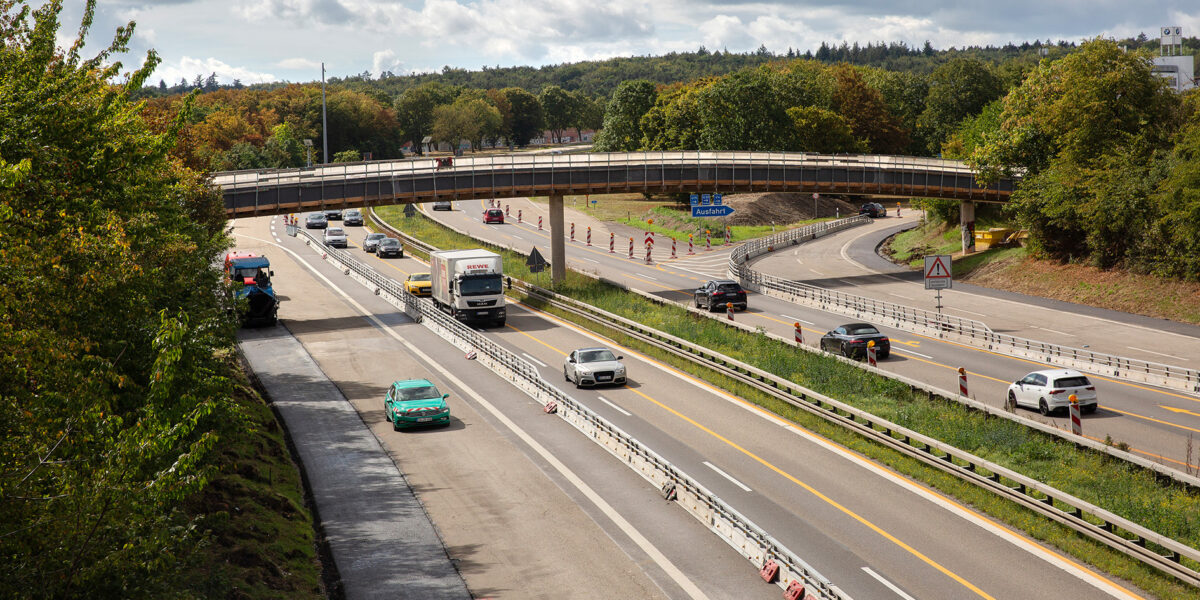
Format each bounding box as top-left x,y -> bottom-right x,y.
46,0 -> 1200,86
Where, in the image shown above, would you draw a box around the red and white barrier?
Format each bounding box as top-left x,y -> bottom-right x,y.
688,234 -> 695,255
1069,394 -> 1082,435
783,580 -> 806,600
726,303 -> 734,320
609,232 -> 615,253
759,559 -> 779,583
570,222 -> 575,242
586,226 -> 592,246
505,203 -> 510,216
705,230 -> 712,251
517,209 -> 522,223
628,237 -> 634,258
670,237 -> 676,259
538,215 -> 543,230
958,367 -> 968,396
867,341 -> 877,367
645,245 -> 652,264
794,323 -> 803,345
724,225 -> 731,246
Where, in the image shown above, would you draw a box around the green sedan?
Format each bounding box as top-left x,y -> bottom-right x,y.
384,379 -> 451,430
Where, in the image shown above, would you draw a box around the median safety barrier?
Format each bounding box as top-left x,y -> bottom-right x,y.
728,218 -> 1200,394
298,227 -> 849,600
363,209 -> 1200,587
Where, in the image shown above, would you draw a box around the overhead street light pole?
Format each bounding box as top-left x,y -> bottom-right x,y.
321,63 -> 328,165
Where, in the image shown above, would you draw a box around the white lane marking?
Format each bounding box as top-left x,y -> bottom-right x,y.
895,349 -> 933,359
950,308 -> 988,318
596,396 -> 632,417
809,269 -> 826,276
237,232 -> 711,600
641,274 -> 658,281
781,315 -> 814,325
521,353 -> 548,368
579,257 -> 600,264
862,567 -> 917,600
1031,325 -> 1075,337
507,300 -> 1139,599
702,461 -> 752,492
273,235 -> 281,243
888,292 -> 912,300
512,234 -> 525,241
1127,346 -> 1187,361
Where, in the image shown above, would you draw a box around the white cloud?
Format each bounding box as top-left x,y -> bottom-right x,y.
372,50 -> 405,75
153,56 -> 277,85
277,57 -> 323,70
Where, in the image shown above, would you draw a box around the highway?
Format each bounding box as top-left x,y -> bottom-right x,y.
244,210 -> 1147,599
419,198 -> 1200,472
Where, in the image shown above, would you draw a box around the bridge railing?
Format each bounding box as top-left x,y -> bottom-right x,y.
216,151 -> 1016,216
728,221 -> 1200,394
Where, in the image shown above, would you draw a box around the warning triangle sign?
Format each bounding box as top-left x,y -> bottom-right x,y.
527,247 -> 548,273
925,256 -> 951,278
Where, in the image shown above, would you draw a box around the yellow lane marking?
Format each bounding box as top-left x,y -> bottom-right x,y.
1161,405 -> 1200,419
1104,407 -> 1200,435
502,301 -> 996,599
502,321 -> 568,357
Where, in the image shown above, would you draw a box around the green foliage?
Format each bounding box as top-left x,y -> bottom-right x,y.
538,85 -> 574,142
918,58 -> 1004,154
830,64 -> 911,153
333,148 -> 361,162
786,105 -> 864,153
693,67 -> 795,151
501,87 -> 544,146
395,82 -> 456,155
592,80 -> 657,151
0,1 -> 290,595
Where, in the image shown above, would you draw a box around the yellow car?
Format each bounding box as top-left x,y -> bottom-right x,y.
404,272 -> 432,296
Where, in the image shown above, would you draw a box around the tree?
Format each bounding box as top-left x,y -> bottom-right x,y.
918,58 -> 1003,154
539,85 -> 573,143
592,80 -> 657,151
501,87 -> 544,146
694,67 -> 793,151
395,82 -> 455,155
0,1 -> 236,595
333,148 -> 361,162
571,93 -> 604,141
786,105 -> 865,153
829,64 -> 910,153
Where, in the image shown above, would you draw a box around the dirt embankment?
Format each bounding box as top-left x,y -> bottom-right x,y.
709,192 -> 860,225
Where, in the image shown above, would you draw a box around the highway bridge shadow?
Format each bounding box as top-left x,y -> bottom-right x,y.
282,312 -> 417,335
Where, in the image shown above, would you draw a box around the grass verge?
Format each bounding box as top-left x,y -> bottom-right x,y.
375,205 -> 1200,598
176,355 -> 325,599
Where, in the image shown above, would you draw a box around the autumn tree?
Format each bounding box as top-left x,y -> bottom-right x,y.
830,64 -> 910,154
1,1 -> 237,595
593,79 -> 657,151
395,81 -> 456,155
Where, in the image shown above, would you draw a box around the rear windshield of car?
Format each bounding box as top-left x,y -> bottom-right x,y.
396,385 -> 440,401
366,233 -> 386,240
380,239 -> 399,247
309,214 -> 325,220
345,209 -> 361,215
579,350 -> 617,363
846,325 -> 880,335
487,209 -> 502,215
716,283 -> 743,292
1054,376 -> 1090,388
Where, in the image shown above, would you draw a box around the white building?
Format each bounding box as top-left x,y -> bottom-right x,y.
1153,26 -> 1196,91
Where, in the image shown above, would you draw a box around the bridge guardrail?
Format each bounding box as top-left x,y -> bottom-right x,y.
727,221 -> 1200,395
295,228 -> 850,600
359,208 -> 1200,587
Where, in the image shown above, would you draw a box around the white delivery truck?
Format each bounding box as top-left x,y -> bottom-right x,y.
429,249 -> 506,327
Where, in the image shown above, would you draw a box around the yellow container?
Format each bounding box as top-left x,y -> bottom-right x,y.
973,228 -> 1012,249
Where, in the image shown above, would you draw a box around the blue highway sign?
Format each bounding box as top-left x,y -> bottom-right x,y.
691,205 -> 736,218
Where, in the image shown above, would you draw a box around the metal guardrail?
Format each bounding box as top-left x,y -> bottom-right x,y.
295,227 -> 849,600
728,220 -> 1200,394
360,209 -> 1200,588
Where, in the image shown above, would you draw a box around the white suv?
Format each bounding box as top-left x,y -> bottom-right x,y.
1007,369 -> 1098,415
323,227 -> 348,248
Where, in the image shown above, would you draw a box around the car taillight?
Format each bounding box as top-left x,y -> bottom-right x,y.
1050,389 -> 1064,395
880,338 -> 889,343
712,292 -> 721,297
1086,386 -> 1095,391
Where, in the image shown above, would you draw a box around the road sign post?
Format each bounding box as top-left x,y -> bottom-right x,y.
924,254 -> 953,314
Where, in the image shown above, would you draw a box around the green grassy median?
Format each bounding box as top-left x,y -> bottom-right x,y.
375,205 -> 1200,598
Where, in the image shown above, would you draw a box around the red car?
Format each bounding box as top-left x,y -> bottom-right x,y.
483,208 -> 505,224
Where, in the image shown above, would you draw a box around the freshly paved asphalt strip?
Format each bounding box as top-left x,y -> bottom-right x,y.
238,324 -> 471,600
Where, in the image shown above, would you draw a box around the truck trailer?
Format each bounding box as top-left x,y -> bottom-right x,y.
429,249 -> 506,327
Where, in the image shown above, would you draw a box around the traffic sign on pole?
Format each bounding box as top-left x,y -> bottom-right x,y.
691,205 -> 736,218
924,255 -> 953,290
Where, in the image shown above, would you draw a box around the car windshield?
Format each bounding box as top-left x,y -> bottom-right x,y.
345,210 -> 360,216
1054,376 -> 1090,387
716,283 -> 742,292
411,273 -> 430,282
459,275 -> 501,296
366,233 -> 386,240
579,349 -> 617,363
380,239 -> 399,247
309,214 -> 324,220
846,325 -> 880,335
396,385 -> 440,401
326,228 -> 344,236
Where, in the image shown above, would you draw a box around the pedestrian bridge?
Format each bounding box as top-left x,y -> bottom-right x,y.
213,151 -> 1016,218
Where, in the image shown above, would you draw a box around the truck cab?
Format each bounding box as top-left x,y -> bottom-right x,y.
429,249 -> 506,327
224,251 -> 278,326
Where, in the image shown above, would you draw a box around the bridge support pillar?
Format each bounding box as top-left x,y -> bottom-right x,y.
960,200 -> 976,255
550,194 -> 566,285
